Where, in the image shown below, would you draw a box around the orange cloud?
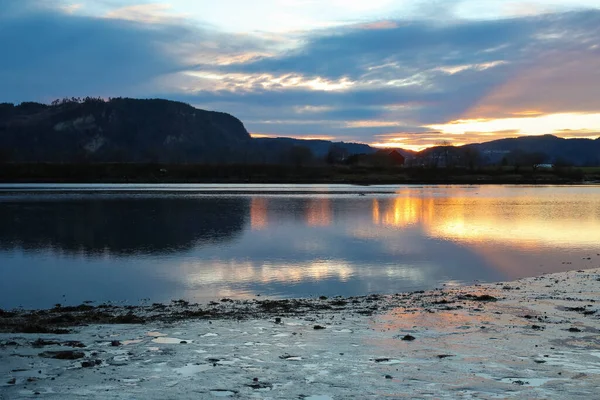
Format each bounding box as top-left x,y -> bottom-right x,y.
358,20 -> 399,30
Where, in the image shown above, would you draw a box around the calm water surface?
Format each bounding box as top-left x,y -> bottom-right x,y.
1,184 -> 599,309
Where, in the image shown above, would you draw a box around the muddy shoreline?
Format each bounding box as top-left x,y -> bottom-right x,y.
2,268 -> 599,399
0,289 -> 504,335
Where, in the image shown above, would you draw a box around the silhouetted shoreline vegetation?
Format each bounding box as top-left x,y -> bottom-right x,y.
0,163 -> 596,184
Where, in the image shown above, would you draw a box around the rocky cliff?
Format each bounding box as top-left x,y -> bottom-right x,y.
0,98 -> 251,163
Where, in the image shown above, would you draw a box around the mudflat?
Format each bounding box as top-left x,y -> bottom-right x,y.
1,268 -> 599,399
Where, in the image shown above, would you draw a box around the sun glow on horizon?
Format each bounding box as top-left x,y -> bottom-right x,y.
370,141 -> 439,152
250,133 -> 337,141
428,112 -> 600,137
367,112 -> 600,150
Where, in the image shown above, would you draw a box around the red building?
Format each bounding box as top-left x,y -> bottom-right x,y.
375,149 -> 406,166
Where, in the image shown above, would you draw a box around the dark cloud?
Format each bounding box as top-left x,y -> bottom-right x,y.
0,1 -> 267,102
0,5 -> 177,101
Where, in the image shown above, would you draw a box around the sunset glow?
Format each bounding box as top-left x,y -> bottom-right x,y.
428,113 -> 600,138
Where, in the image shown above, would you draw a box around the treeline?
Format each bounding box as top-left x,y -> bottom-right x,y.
0,163 -> 593,184
406,144 -> 596,170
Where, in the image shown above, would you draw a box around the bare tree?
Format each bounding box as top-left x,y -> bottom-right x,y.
461,147 -> 481,171
289,145 -> 314,167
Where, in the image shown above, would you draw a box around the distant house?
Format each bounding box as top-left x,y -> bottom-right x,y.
375,149 -> 406,166
346,149 -> 407,167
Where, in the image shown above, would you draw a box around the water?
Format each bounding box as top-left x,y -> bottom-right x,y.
1,184 -> 599,309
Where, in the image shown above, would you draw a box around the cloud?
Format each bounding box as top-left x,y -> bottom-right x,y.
169,10 -> 600,144
0,1 -> 270,103
1,1 -> 599,147
105,3 -> 186,24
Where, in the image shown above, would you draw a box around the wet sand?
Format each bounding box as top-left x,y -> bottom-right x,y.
1,268 -> 599,399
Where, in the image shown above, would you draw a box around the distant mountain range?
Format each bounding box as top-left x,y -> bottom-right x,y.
0,98 -> 598,166
252,137 -> 375,158
419,134 -> 600,166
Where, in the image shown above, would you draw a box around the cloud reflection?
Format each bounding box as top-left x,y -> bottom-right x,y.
2,187 -> 600,308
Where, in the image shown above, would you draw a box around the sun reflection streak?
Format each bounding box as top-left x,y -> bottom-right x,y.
306,198 -> 332,226
250,198 -> 268,230
371,197 -> 434,228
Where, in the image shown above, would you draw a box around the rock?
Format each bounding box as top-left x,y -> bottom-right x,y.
113,313 -> 144,324
437,354 -> 454,359
39,351 -> 85,360
279,354 -> 302,360
111,340 -> 121,347
32,339 -> 60,348
63,341 -> 86,348
81,360 -> 102,368
401,335 -> 416,341
474,294 -> 497,301
385,375 -> 393,379
314,325 -> 326,330
7,378 -> 16,385
247,381 -> 273,390
375,358 -> 390,363
275,317 -> 282,324
568,327 -> 582,332
531,325 -> 544,330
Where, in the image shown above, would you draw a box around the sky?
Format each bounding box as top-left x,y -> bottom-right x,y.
2,0 -> 600,150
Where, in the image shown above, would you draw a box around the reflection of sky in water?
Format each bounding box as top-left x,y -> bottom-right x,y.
1,185 -> 599,309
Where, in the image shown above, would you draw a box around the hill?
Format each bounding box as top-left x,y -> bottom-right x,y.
251,137 -> 376,163
416,134 -> 600,167
468,134 -> 600,166
0,98 -> 376,164
0,98 -> 251,163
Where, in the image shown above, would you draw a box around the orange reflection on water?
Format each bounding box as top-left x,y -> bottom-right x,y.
372,199 -> 380,222
250,198 -> 268,230
306,198 -> 332,226
370,190 -> 600,248
372,197 -> 435,227
425,197 -> 600,247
